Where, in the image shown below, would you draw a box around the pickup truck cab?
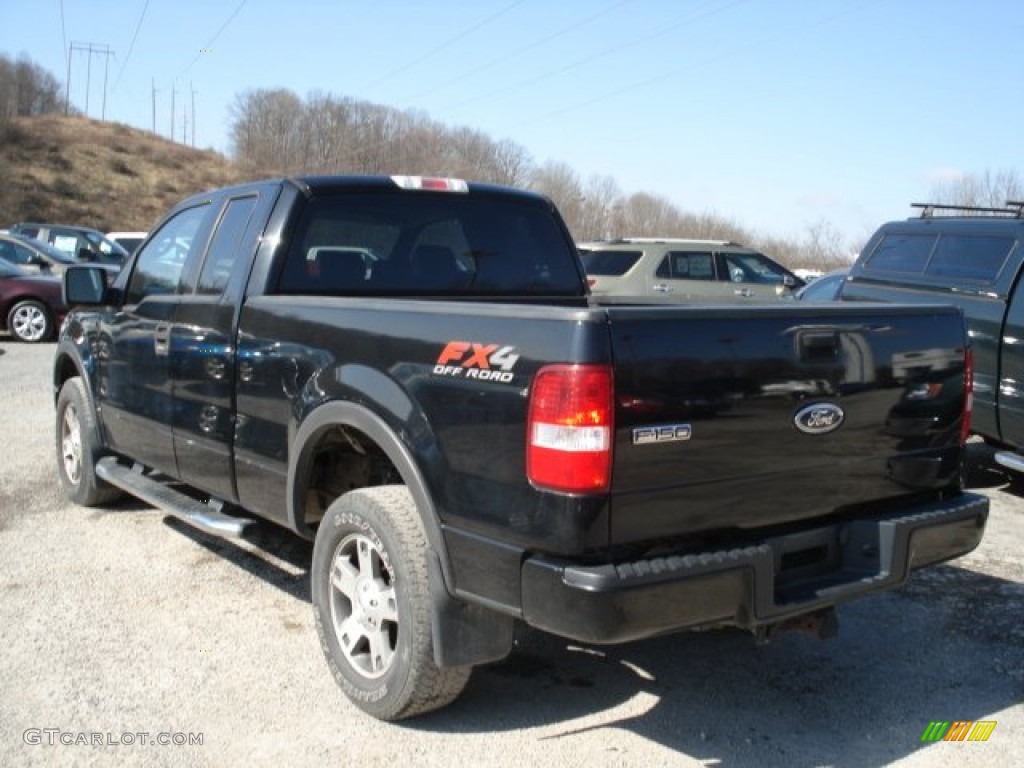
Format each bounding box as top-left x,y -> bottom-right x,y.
840,202 -> 1024,471
55,177 -> 987,720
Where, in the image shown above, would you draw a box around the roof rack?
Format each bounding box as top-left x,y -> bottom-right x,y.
911,202 -> 1024,219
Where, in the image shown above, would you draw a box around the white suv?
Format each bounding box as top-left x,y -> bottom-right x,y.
579,238 -> 804,301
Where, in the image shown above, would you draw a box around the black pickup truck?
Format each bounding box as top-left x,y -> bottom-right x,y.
840,202 -> 1024,473
54,176 -> 988,720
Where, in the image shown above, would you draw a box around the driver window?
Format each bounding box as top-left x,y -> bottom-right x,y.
125,205 -> 209,304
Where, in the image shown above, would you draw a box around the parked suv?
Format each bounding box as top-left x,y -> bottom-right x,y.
579,237 -> 804,300
839,201 -> 1024,466
8,223 -> 130,266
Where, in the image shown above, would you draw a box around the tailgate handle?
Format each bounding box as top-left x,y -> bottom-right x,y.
800,331 -> 840,362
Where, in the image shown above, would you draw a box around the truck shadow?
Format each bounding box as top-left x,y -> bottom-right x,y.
162,516 -> 313,602
423,565 -> 1023,765
148,473 -> 1019,766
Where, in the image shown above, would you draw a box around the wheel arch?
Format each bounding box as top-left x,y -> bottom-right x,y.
287,400 -> 454,589
53,339 -> 94,407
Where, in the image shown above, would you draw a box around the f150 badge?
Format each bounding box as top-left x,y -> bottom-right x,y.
632,424 -> 692,445
793,403 -> 844,435
433,341 -> 519,383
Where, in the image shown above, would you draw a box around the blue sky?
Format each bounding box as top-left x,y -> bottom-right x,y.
3,0 -> 1022,245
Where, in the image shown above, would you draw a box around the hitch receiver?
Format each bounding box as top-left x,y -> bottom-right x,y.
755,607 -> 839,645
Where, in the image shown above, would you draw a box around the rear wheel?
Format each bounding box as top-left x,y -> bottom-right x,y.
8,299 -> 52,342
56,377 -> 122,506
312,486 -> 471,720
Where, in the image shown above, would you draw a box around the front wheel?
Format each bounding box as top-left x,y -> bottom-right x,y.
312,486 -> 471,720
55,377 -> 122,506
8,299 -> 53,342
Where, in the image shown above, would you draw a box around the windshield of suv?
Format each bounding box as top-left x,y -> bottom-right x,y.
579,249 -> 642,276
84,232 -> 130,260
11,235 -> 76,263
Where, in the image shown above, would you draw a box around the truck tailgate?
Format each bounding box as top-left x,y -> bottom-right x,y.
604,302 -> 969,548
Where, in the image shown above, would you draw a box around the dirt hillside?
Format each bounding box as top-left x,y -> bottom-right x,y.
0,115 -> 252,232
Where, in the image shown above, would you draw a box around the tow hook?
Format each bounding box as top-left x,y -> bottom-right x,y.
755,607 -> 839,644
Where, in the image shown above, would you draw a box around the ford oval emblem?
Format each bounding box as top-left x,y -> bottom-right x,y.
794,403 -> 845,435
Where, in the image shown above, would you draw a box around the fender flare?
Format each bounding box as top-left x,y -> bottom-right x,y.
53,339 -> 100,420
286,400 -> 455,591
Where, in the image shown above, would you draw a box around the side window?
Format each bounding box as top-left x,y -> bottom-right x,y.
125,205 -> 209,304
924,234 -> 1015,283
667,251 -> 714,280
0,240 -> 22,264
12,242 -> 39,266
580,250 -> 642,276
721,252 -> 789,284
655,255 -> 671,278
50,233 -> 80,257
865,233 -> 937,275
197,196 -> 258,295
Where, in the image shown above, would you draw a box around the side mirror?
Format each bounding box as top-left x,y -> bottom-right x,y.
63,266 -> 108,306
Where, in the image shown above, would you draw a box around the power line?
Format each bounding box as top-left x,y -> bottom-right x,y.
362,0 -> 528,91
520,0 -> 885,132
112,0 -> 151,93
398,0 -> 637,105
441,0 -> 752,114
172,0 -> 248,84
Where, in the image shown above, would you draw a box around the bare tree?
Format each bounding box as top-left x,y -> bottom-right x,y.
575,175 -> 621,241
928,168 -> 1024,209
528,161 -> 584,233
0,53 -> 64,122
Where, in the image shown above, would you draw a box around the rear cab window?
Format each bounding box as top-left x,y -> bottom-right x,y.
276,192 -> 584,296
865,231 -> 1016,284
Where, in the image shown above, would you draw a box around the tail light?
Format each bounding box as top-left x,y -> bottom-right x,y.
960,347 -> 973,444
527,364 -> 613,493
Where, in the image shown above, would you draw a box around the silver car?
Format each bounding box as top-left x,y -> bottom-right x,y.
579,237 -> 804,301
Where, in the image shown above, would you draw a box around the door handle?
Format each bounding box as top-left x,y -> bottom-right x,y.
154,322 -> 170,357
734,288 -> 753,298
653,283 -> 673,293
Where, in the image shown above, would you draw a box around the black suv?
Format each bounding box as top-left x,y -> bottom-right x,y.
840,201 -> 1024,466
8,223 -> 130,265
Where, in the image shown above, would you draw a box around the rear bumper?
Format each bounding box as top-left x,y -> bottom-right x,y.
520,492 -> 989,644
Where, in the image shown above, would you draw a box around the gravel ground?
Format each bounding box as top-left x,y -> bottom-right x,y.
1,339 -> 1021,767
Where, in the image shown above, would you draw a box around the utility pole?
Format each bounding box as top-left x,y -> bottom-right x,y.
65,43 -> 72,115
85,45 -> 92,114
101,47 -> 110,120
68,42 -> 114,118
151,78 -> 157,133
170,85 -> 176,142
191,82 -> 197,148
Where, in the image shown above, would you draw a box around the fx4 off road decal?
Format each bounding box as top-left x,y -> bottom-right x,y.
434,341 -> 520,383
